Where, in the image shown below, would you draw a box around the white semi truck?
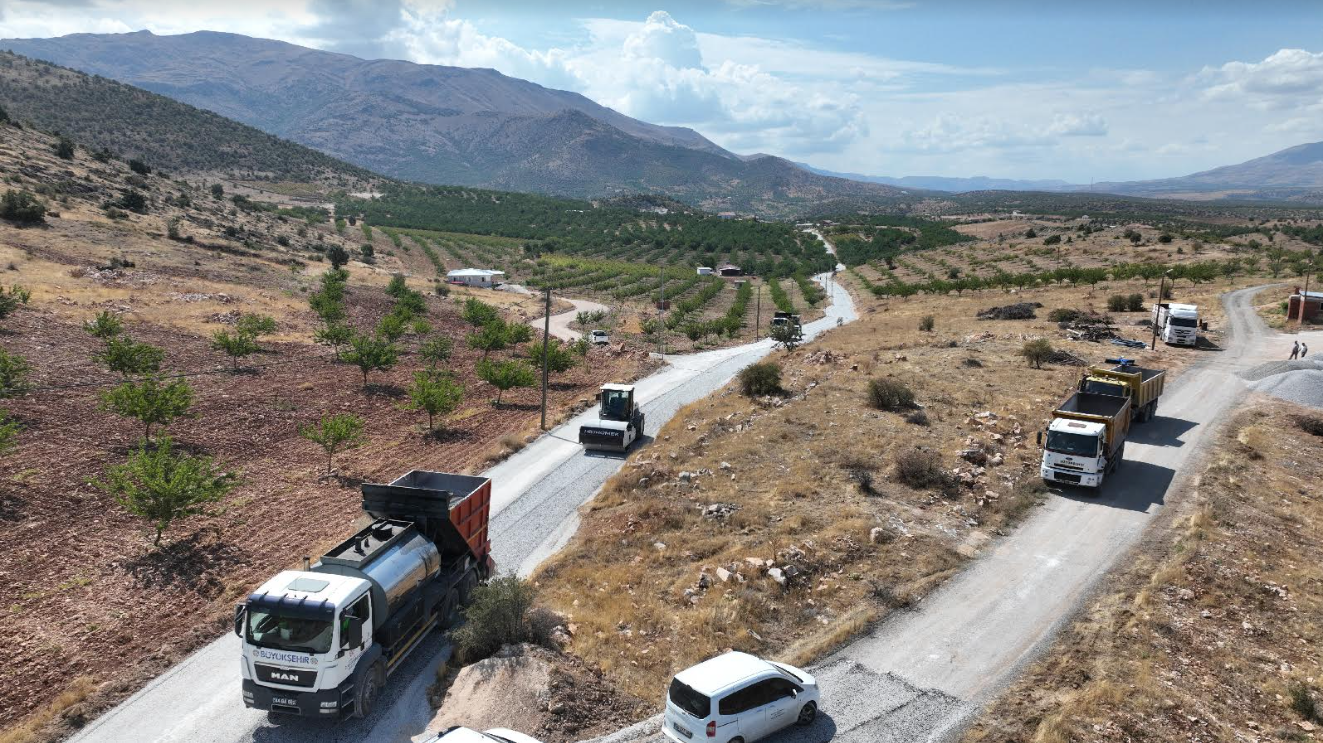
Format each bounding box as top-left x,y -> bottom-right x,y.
236,470 -> 493,718
1152,302 -> 1199,346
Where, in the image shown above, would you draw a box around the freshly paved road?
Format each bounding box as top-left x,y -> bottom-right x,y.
69,272 -> 854,743
587,285 -> 1295,743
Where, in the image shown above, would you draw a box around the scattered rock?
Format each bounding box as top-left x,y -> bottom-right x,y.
768,568 -> 787,586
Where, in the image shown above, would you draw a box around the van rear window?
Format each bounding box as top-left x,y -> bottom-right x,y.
669,678 -> 711,718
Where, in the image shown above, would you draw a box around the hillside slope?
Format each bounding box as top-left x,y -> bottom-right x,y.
0,51 -> 376,190
1085,141 -> 1323,203
0,31 -> 908,216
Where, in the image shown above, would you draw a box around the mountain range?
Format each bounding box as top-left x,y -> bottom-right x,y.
0,30 -> 909,216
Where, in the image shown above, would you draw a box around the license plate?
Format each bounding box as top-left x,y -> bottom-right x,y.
1055,473 -> 1081,484
672,721 -> 692,739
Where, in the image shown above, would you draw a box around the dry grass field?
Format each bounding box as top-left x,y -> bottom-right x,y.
963,400 -> 1323,743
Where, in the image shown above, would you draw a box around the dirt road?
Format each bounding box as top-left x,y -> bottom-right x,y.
69,274 -> 853,743
589,284 -> 1285,743
528,297 -> 610,341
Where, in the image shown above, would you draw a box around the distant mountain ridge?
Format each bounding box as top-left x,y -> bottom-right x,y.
0,30 -> 911,216
798,141 -> 1323,204
794,162 -> 1075,193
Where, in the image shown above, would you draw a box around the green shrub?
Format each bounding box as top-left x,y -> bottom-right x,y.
0,349 -> 32,398
127,159 -> 152,176
406,372 -> 464,431
451,575 -> 559,664
1047,308 -> 1082,323
919,315 -> 935,332
211,183 -> 224,199
55,136 -> 75,160
100,376 -> 194,439
1289,681 -> 1321,723
0,190 -> 46,225
893,450 -> 958,497
1126,293 -> 1145,312
1021,339 -> 1055,369
1106,294 -> 1128,312
738,361 -> 782,396
867,378 -> 915,411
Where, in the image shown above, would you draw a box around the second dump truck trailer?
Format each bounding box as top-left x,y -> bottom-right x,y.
1039,391 -> 1132,488
1078,359 -> 1166,423
236,470 -> 493,718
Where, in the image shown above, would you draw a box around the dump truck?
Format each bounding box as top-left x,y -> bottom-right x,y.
236,470 -> 493,719
1039,391 -> 1132,488
1078,358 -> 1166,423
1152,302 -> 1199,346
770,311 -> 803,341
578,383 -> 646,452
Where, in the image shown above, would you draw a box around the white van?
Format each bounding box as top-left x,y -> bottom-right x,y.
663,652 -> 820,743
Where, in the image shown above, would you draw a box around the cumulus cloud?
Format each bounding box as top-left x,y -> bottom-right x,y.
1203,48 -> 1323,110
1046,112 -> 1108,137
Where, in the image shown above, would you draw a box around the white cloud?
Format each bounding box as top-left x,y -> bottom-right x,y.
1045,112 -> 1108,137
1203,48 -> 1323,110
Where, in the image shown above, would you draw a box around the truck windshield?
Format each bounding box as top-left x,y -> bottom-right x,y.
601,390 -> 630,420
247,609 -> 333,655
1045,430 -> 1099,458
669,678 -> 711,718
1170,317 -> 1198,328
1082,380 -> 1127,398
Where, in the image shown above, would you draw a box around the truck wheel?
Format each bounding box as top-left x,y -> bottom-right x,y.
354,661 -> 384,719
458,570 -> 479,605
441,589 -> 461,627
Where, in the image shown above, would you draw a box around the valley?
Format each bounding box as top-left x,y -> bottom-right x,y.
1,12 -> 1323,743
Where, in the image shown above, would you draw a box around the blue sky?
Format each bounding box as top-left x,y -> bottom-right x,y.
3,0 -> 1323,182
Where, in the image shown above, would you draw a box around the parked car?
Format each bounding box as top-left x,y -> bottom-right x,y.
423,726 -> 544,743
588,329 -> 610,345
663,651 -> 819,743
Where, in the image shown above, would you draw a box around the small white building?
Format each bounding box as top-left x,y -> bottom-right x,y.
696,266 -> 714,276
446,268 -> 506,287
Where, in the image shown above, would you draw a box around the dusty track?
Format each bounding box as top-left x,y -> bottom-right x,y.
528,298 -> 611,342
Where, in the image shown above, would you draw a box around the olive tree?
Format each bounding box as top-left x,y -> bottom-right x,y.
100,376 -> 194,440
98,436 -> 236,546
298,413 -> 365,475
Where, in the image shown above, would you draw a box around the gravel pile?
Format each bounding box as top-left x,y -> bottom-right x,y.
1239,358 -> 1323,382
1249,369 -> 1323,410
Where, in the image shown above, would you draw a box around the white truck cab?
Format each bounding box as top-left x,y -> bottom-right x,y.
238,571 -> 373,716
1152,302 -> 1199,346
588,329 -> 610,345
1039,418 -> 1108,488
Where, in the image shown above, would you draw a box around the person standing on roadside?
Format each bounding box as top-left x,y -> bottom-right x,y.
1290,341 -> 1300,359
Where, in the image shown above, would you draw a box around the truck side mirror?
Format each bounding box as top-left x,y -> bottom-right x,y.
233,604 -> 246,637
341,616 -> 363,649
1036,430 -> 1043,447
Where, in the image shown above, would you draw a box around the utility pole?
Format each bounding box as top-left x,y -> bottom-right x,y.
1302,263 -> 1314,325
754,281 -> 762,340
539,287 -> 551,430
1150,270 -> 1170,350
657,264 -> 666,356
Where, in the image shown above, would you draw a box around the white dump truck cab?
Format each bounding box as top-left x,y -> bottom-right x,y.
578,383 -> 646,452
238,570 -> 375,717
1039,418 -> 1109,488
1153,302 -> 1199,346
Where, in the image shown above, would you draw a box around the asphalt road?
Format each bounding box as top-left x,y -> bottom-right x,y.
587,285 -> 1292,743
527,297 -> 611,342
69,272 -> 854,743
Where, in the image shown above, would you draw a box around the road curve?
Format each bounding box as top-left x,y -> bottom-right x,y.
528,297 -> 611,342
587,284 -> 1289,743
69,272 -> 853,743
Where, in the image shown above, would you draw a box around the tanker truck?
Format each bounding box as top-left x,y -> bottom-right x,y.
235,470 -> 493,718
